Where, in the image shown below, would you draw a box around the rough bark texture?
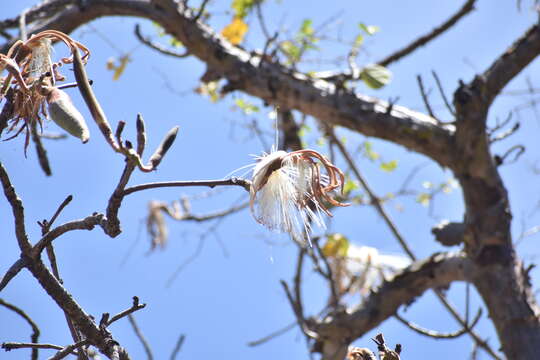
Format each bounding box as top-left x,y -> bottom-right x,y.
2,1 -> 540,359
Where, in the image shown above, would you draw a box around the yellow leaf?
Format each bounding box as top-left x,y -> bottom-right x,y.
322,233 -> 350,258
106,54 -> 131,81
221,17 -> 248,45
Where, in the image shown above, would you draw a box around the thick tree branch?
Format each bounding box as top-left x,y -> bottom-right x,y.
483,21 -> 540,105
0,0 -> 455,168
312,252 -> 471,352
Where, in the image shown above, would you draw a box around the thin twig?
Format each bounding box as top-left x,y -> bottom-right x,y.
169,334 -> 185,360
123,178 -> 251,196
193,0 -> 210,22
2,342 -> 64,351
279,280 -> 318,340
312,239 -> 339,306
127,314 -> 153,360
378,0 -> 477,66
416,74 -> 437,120
134,24 -> 190,58
38,195 -> 74,235
255,1 -> 272,39
72,47 -> 179,172
395,308 -> 482,339
48,340 -> 90,360
247,322 -> 296,347
0,299 -> 40,360
106,296 -> 147,327
31,121 -> 52,176
0,257 -> 27,292
432,70 -> 456,116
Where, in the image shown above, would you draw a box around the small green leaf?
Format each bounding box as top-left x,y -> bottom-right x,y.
298,124 -> 311,138
354,34 -> 364,47
360,64 -> 392,89
232,0 -> 256,18
380,160 -> 398,172
281,40 -> 301,62
343,178 -> 359,195
234,98 -> 259,115
169,37 -> 183,48
362,141 -> 380,161
299,19 -> 315,37
359,23 -> 380,35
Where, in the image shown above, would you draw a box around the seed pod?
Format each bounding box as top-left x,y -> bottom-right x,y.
47,87 -> 90,143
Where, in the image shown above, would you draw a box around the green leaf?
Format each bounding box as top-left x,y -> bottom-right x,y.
354,34 -> 364,47
359,23 -> 380,35
235,98 -> 259,115
281,40 -> 301,62
299,19 -> 315,37
297,124 -> 311,138
316,137 -> 326,146
232,0 -> 256,18
169,37 -> 183,48
380,160 -> 398,172
360,64 -> 392,89
343,178 -> 359,195
362,141 -> 380,161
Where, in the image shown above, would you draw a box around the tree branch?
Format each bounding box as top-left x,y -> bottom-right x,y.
123,178 -> 251,196
483,21 -> 540,105
0,298 -> 40,360
313,252 -> 472,344
378,0 -> 477,67
1,0 -> 455,168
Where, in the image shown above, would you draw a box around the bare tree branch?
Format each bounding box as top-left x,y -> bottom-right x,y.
123,178 -> 251,196
378,0 -> 477,67
394,308 -> 482,339
0,298 -> 40,360
1,0 -> 455,168
48,340 -> 91,360
169,334 -> 185,360
313,252 -> 472,348
134,24 -> 190,58
127,314 -> 153,360
483,21 -> 540,105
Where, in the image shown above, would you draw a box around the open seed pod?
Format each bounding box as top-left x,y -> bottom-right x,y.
46,87 -> 89,143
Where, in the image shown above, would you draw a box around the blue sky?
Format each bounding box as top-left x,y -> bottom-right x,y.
1,1 -> 540,359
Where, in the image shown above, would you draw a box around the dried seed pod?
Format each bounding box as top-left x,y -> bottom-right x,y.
46,87 -> 90,143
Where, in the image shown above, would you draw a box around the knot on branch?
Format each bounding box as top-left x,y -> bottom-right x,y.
431,220 -> 465,246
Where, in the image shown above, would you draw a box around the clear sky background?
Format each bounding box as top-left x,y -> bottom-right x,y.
1,1 -> 540,359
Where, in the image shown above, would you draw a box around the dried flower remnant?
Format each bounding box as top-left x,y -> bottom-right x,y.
249,148 -> 349,243
0,30 -> 90,150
